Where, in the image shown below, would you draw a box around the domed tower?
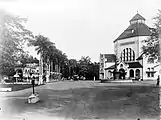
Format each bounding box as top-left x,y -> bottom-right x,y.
114,13 -> 151,61
113,12 -> 152,80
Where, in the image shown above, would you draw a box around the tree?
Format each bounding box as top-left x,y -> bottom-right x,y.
92,62 -> 99,80
28,35 -> 55,83
142,10 -> 161,62
79,56 -> 91,79
0,10 -> 33,77
68,59 -> 78,77
19,51 -> 39,66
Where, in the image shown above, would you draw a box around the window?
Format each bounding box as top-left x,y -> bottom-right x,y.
147,72 -> 155,77
147,73 -> 150,77
151,73 -> 154,77
121,48 -> 135,62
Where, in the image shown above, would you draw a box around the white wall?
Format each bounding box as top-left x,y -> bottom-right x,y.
114,35 -> 160,80
116,37 -> 138,61
142,56 -> 160,80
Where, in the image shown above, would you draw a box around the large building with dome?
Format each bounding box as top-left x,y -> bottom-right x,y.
99,13 -> 160,80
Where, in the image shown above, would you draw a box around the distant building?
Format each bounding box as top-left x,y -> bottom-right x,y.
99,13 -> 160,80
15,62 -> 39,81
99,54 -> 116,79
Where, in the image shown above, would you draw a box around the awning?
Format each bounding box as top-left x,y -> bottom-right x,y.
146,71 -> 156,73
128,62 -> 143,68
105,65 -> 115,70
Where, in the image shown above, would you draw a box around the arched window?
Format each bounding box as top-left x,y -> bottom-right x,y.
121,48 -> 135,62
129,69 -> 134,77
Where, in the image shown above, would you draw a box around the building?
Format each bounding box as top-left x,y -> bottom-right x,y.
15,62 -> 39,82
99,13 -> 160,80
99,54 -> 116,80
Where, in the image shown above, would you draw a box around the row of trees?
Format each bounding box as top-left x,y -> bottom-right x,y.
28,35 -> 99,80
0,10 -> 99,82
66,57 -> 99,80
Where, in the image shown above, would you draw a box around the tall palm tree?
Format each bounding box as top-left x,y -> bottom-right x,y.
28,35 -> 54,84
68,59 -> 78,77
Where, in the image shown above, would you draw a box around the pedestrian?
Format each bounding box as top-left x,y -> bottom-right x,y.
31,76 -> 35,94
156,75 -> 160,86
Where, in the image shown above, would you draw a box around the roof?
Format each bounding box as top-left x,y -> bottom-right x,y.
105,62 -> 143,69
136,53 -> 144,60
104,54 -> 116,62
153,64 -> 160,68
105,64 -> 115,70
130,13 -> 146,22
127,62 -> 143,68
114,23 -> 151,42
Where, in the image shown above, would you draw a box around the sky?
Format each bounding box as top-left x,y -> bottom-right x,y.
0,0 -> 161,62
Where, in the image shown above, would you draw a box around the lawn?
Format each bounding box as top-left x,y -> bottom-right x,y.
0,83 -> 43,91
0,81 -> 160,120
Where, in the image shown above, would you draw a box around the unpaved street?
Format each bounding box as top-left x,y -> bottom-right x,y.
0,81 -> 160,120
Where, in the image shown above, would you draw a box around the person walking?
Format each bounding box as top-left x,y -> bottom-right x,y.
156,75 -> 160,86
31,76 -> 35,94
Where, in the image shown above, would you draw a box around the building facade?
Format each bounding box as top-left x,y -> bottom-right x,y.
99,13 -> 160,80
15,63 -> 39,81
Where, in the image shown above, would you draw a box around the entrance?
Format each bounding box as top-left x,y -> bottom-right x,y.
135,69 -> 140,79
119,68 -> 126,79
129,69 -> 134,77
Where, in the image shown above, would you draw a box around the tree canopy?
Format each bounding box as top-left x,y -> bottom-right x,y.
142,10 -> 161,62
0,10 -> 33,76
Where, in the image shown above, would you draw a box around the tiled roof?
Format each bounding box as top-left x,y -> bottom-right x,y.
104,54 -> 116,62
130,13 -> 145,22
127,62 -> 143,68
114,23 -> 151,42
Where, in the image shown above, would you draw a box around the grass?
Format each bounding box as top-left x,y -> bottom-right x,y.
0,83 -> 43,91
1,81 -> 160,119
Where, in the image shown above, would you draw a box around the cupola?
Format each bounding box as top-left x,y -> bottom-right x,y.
130,12 -> 145,24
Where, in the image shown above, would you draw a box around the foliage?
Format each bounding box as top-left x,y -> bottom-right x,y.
19,51 -> 39,66
142,10 -> 161,62
66,56 -> 99,80
0,10 -> 33,76
79,56 -> 91,77
28,34 -> 68,78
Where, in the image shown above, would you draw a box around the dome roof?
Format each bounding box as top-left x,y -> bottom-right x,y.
130,13 -> 146,22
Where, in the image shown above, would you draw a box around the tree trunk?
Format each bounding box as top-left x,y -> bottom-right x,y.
51,60 -> 53,73
39,53 -> 43,85
46,58 -> 50,83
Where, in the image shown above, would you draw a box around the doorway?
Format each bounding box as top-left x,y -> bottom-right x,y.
129,69 -> 134,78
